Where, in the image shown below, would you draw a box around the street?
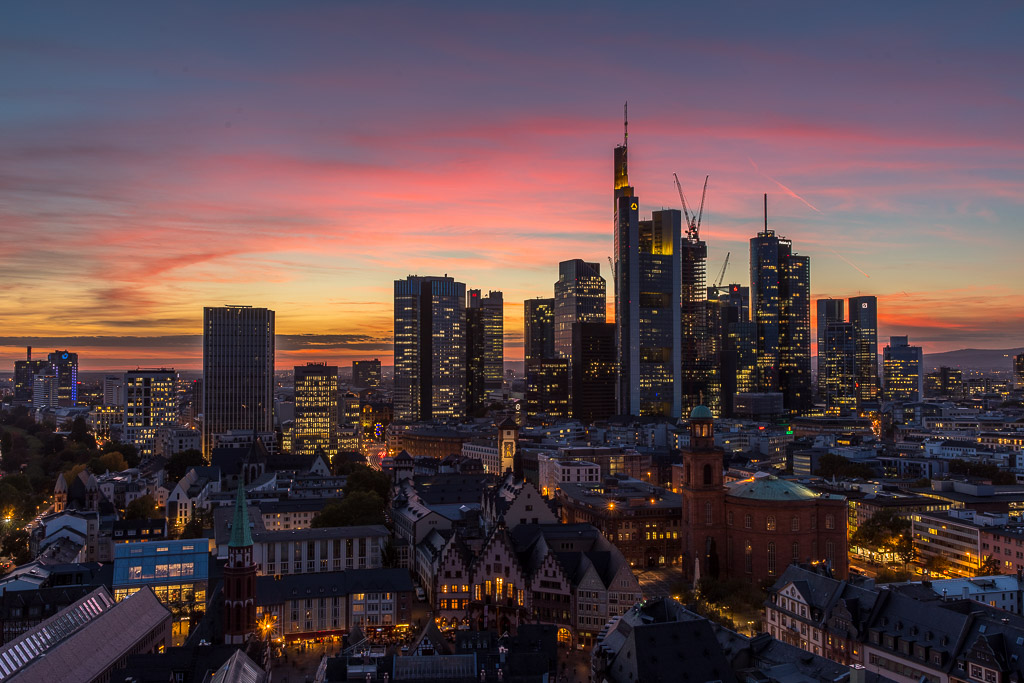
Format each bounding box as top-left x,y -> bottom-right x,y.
635,567 -> 683,600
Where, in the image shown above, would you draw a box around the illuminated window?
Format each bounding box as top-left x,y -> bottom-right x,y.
767,516 -> 776,531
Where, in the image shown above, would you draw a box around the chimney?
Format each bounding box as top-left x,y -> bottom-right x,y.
849,664 -> 866,683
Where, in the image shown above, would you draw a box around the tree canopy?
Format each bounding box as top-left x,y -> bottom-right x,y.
815,453 -> 875,480
124,494 -> 162,520
311,491 -> 386,528
850,509 -> 914,565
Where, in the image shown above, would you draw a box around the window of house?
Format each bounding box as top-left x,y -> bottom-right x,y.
767,516 -> 776,531
767,542 -> 777,576
745,514 -> 752,529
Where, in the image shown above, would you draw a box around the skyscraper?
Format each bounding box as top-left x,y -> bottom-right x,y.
468,289 -> 503,389
613,122 -> 682,417
1015,353 -> 1024,390
202,306 -> 275,458
883,336 -> 924,401
294,363 -> 339,459
123,368 -> 178,458
352,359 -> 382,390
680,188 -> 710,417
816,298 -> 845,399
394,275 -> 466,422
523,298 -> 555,364
571,322 -> 617,422
849,295 -> 879,405
820,322 -> 857,413
525,359 -> 570,418
554,260 -> 606,360
749,196 -> 811,413
13,347 -> 50,404
708,284 -> 756,417
47,350 -> 78,407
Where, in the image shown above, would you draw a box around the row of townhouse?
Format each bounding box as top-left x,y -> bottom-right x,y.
766,564 -> 1024,683
418,521 -> 642,649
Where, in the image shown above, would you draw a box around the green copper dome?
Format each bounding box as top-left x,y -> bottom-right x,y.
727,475 -> 818,501
689,405 -> 713,420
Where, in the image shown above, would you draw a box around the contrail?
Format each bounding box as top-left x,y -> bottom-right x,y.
828,248 -> 871,279
749,158 -> 822,214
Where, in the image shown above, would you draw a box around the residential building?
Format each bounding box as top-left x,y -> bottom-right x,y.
394,275 -> 466,422
201,305 -> 275,457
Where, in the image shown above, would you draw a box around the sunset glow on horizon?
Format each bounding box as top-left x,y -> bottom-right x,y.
3,2 -> 1022,371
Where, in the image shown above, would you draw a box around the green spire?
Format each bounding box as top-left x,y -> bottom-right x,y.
228,485 -> 252,548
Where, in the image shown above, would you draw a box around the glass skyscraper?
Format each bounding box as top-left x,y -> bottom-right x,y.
849,295 -> 879,405
394,275 -> 466,422
883,336 -> 923,401
202,305 -> 275,458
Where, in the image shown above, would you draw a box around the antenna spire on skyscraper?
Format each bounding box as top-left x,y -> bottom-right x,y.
624,101 -> 628,146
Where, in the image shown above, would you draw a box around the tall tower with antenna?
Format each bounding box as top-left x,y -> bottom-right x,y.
675,174 -> 712,416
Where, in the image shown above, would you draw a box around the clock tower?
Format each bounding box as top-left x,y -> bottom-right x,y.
497,416 -> 518,475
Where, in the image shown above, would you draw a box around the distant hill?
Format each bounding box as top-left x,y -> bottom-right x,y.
923,347 -> 1024,372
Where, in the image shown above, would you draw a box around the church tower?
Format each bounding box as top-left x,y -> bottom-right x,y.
223,485 -> 256,644
497,416 -> 519,475
680,405 -> 726,583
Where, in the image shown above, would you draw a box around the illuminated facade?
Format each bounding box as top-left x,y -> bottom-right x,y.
47,349 -> 78,406
351,359 -> 381,390
394,275 -> 466,422
525,359 -> 569,418
849,295 -> 878,405
708,284 -> 756,417
750,204 -> 812,414
524,298 -> 555,364
13,347 -> 50,404
466,290 -> 503,414
819,322 -> 857,414
554,259 -> 606,360
816,298 -> 844,399
1014,352 -> 1024,390
123,369 -> 178,458
293,363 -> 339,459
201,305 -> 275,458
681,224 -> 710,418
614,200 -> 683,418
883,336 -> 924,401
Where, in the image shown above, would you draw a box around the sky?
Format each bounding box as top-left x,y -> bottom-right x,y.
2,1 -> 1023,371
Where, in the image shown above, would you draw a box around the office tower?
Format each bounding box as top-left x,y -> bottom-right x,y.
613,124 -> 682,418
123,369 -> 177,458
46,350 -> 78,407
394,275 -> 466,422
849,295 -> 879,405
293,363 -> 339,459
554,260 -> 606,360
749,196 -> 811,413
525,359 -> 570,418
524,298 -> 555,364
883,336 -> 924,401
352,359 -> 382,390
103,375 -> 125,407
708,285 -> 756,417
14,347 -> 50,404
926,367 -> 964,399
32,373 -> 59,410
680,193 -> 710,417
816,299 -> 845,398
202,306 -> 275,458
820,322 -> 857,413
468,289 -> 503,389
571,322 -> 617,422
1015,352 -> 1024,390
466,303 -> 486,414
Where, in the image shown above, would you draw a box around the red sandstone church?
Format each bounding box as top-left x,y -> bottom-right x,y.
678,406 -> 848,585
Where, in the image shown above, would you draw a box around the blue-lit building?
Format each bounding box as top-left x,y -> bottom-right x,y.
113,538 -> 212,643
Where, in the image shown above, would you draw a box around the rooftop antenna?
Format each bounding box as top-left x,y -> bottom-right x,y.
623,101 -> 628,147
764,193 -> 768,232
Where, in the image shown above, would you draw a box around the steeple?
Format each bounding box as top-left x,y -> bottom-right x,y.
228,484 -> 252,549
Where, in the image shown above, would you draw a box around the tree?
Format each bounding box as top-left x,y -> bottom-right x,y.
924,554 -> 949,576
124,494 -> 162,520
166,450 -> 205,483
343,466 -> 391,500
851,509 -> 914,566
311,491 -> 385,528
103,441 -> 139,467
89,451 -> 129,475
1,529 -> 31,566
979,556 -> 1003,576
69,417 -> 95,448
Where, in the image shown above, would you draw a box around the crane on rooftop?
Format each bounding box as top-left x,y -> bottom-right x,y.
673,173 -> 709,242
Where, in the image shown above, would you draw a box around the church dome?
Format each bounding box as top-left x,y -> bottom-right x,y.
727,475 -> 818,501
689,405 -> 713,420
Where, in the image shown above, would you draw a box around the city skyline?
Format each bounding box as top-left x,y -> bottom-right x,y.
3,2 -> 1023,371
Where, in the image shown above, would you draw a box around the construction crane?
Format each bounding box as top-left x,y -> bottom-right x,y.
713,252 -> 731,288
673,173 -> 709,241
607,256 -> 616,289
